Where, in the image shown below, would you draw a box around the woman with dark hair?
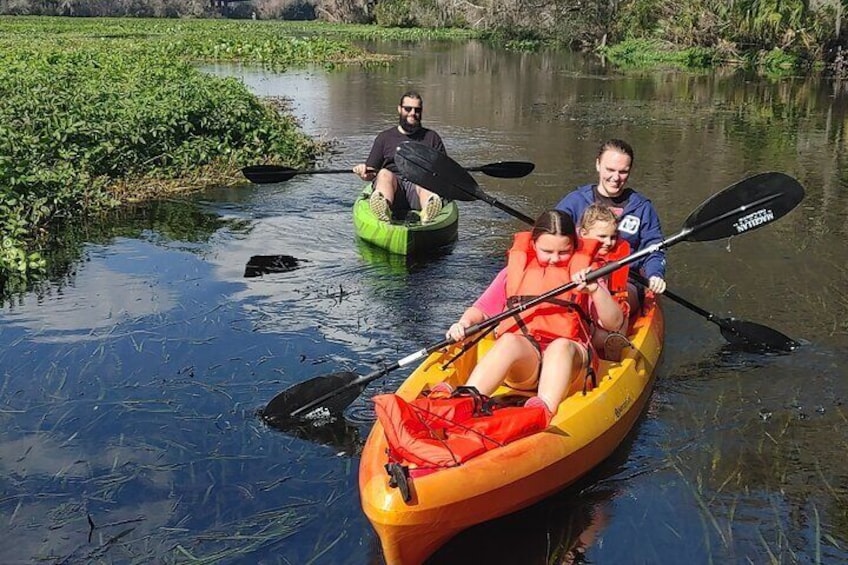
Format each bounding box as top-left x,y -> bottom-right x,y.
440,210 -> 623,423
556,139 -> 667,309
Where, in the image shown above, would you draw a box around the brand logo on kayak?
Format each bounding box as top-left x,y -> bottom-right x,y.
614,393 -> 633,420
733,208 -> 774,233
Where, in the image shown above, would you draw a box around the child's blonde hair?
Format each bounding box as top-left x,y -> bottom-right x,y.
579,203 -> 618,232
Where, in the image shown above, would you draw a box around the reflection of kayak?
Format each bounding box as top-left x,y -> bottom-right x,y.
359,297 -> 664,564
355,236 -> 411,274
352,185 -> 459,256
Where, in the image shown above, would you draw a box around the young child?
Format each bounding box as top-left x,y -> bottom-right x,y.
577,203 -> 632,360
442,210 -> 623,423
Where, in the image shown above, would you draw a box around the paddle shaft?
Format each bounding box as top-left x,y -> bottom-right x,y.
629,272 -> 712,319
243,161 -> 534,184
293,168 -> 349,174
448,179 -> 798,347
482,193 -> 535,224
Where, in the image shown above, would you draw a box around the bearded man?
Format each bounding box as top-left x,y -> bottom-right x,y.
352,91 -> 446,224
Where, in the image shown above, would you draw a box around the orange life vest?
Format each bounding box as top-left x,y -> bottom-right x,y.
594,239 -> 631,320
373,390 -> 549,475
496,231 -> 599,347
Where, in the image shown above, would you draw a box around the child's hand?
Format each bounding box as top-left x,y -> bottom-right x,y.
446,321 -> 468,342
572,268 -> 599,294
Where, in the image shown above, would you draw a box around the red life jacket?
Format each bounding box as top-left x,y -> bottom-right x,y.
593,239 -> 631,320
373,391 -> 548,475
496,231 -> 600,347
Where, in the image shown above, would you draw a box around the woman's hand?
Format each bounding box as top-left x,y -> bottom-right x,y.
572,267 -> 600,294
446,321 -> 468,342
648,276 -> 666,294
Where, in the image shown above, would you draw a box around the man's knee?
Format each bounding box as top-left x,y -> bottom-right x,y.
374,169 -> 400,190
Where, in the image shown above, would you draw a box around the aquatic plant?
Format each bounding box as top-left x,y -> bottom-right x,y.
0,39 -> 318,285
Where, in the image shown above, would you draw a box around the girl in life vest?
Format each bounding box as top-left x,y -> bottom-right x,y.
443,210 -> 624,423
578,204 -> 632,360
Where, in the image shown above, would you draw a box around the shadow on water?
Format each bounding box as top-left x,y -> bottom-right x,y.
1,199 -> 230,304
263,412 -> 363,457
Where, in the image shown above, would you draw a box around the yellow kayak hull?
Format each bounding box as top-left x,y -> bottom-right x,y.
359,298 -> 664,564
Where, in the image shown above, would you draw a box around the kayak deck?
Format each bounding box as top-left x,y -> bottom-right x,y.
352,185 -> 459,256
359,297 -> 664,564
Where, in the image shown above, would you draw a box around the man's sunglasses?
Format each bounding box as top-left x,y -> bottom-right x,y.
401,106 -> 422,113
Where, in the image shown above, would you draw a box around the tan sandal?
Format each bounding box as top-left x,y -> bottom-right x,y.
603,332 -> 631,362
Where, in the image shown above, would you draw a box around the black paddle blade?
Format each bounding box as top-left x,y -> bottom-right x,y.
261,371 -> 362,424
684,172 -> 804,242
242,165 -> 298,184
474,161 -> 536,178
396,142 -> 480,202
717,318 -> 799,353
244,255 -> 304,278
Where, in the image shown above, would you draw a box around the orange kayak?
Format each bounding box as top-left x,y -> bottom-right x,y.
359,296 -> 664,564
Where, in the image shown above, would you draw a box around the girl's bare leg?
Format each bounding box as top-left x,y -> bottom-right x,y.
465,333 -> 539,396
536,338 -> 586,411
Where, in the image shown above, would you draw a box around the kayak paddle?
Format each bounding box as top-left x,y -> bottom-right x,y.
629,272 -> 797,352
261,170 -> 804,424
396,142 -> 535,223
241,159 -> 534,184
398,142 -> 800,354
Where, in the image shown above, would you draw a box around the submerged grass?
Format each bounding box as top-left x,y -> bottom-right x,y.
0,383 -> 320,563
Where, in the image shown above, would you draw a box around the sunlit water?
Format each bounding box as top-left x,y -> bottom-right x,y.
2,41 -> 847,563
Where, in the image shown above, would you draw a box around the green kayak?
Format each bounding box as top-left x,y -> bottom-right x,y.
352,185 -> 459,256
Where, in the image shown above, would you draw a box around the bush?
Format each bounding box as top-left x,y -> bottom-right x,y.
374,0 -> 416,27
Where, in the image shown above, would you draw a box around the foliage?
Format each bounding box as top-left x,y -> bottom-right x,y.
374,0 -> 416,27
374,0 -> 455,29
611,0 -> 839,66
480,26 -> 547,51
0,20 -> 335,282
600,38 -> 716,69
759,47 -> 804,75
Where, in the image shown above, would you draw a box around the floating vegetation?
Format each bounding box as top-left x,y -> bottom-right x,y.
0,18 -> 326,286
600,39 -> 716,70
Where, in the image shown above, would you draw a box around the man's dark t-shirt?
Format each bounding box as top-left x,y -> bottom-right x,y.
365,126 -> 446,173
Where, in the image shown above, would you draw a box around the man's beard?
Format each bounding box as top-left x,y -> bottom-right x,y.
399,115 -> 421,134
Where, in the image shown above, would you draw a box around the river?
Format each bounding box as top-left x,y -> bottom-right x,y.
1,40 -> 847,563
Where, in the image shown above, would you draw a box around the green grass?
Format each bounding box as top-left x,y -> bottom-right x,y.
600,38 -> 716,70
